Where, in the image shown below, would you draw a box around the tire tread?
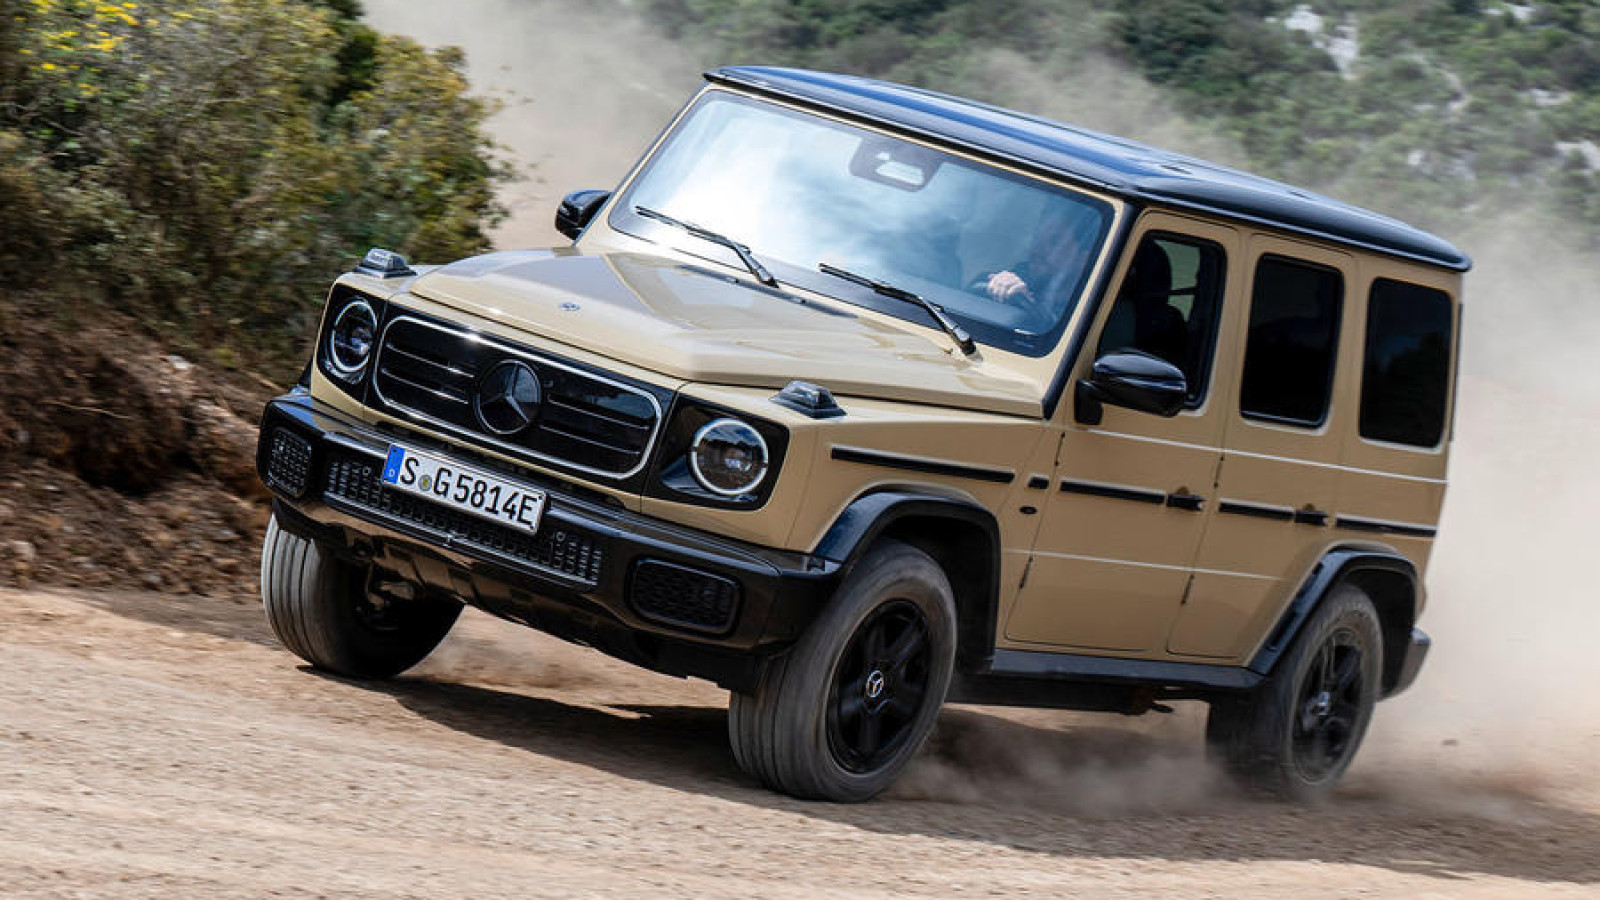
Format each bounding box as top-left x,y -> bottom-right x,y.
1207,585 -> 1384,801
727,540 -> 956,802
259,514 -> 459,678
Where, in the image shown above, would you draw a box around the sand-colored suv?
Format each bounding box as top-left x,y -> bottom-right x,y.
256,67 -> 1462,802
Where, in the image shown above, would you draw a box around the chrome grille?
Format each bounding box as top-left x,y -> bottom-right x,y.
371,316 -> 662,478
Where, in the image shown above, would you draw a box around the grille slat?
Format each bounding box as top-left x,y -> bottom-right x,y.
545,395 -> 654,432
384,344 -> 479,384
372,317 -> 661,478
324,455 -> 604,585
538,420 -> 640,454
377,366 -> 472,405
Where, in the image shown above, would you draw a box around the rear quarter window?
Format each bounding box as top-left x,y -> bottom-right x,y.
1360,279 -> 1454,448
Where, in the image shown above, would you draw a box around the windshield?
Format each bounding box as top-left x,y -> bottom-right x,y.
612,92 -> 1116,357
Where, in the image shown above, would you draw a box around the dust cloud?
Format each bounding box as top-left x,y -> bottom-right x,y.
367,0 -> 1600,815
1358,221 -> 1600,809
410,607 -> 600,692
892,705 -> 1228,817
362,0 -> 696,248
966,47 -> 1249,169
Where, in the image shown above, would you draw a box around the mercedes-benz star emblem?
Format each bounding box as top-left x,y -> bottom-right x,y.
475,360 -> 543,436
865,669 -> 887,700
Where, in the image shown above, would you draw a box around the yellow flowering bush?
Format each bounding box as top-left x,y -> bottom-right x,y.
1,0 -> 504,366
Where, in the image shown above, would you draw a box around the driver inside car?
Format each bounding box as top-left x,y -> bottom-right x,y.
977,201 -> 1102,326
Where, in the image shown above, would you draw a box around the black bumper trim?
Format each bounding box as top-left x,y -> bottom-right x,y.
1387,627 -> 1430,697
320,450 -> 604,588
257,390 -> 839,686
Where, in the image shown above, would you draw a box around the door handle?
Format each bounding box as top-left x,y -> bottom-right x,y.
1166,490 -> 1206,512
1293,506 -> 1329,526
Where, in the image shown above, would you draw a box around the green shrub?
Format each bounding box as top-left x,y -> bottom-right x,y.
0,0 -> 506,365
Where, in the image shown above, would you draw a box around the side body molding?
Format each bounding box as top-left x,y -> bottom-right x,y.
812,490 -> 1003,671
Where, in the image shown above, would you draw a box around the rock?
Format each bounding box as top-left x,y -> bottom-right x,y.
6,540 -> 36,564
146,528 -> 177,552
190,400 -> 270,500
3,325 -> 192,492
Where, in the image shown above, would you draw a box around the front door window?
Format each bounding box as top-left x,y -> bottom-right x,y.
1095,233 -> 1227,407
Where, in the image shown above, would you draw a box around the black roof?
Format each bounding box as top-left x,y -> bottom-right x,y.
706,66 -> 1471,272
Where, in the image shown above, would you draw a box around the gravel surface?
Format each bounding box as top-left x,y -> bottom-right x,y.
4,587 -> 1597,899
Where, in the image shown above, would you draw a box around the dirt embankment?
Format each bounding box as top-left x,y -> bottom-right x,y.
0,300 -> 274,596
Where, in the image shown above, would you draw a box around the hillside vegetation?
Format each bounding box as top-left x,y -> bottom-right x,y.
645,0 -> 1600,245
0,0 -> 511,589
0,0 -> 506,367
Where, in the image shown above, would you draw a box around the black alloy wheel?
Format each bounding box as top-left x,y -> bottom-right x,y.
826,600 -> 933,773
1205,585 -> 1383,801
727,539 -> 957,802
352,589 -> 406,635
1291,627 -> 1365,781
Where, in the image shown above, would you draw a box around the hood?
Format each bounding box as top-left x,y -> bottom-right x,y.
406,250 -> 1044,417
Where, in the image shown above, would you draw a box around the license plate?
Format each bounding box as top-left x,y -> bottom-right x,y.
381,445 -> 546,535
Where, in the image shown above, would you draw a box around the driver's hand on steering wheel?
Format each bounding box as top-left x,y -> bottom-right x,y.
986,270 -> 1035,306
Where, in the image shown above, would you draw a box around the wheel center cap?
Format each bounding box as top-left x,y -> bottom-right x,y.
1311,691 -> 1332,719
865,669 -> 887,700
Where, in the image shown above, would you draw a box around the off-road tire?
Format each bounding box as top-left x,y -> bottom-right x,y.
1207,585 -> 1384,801
260,514 -> 460,678
728,540 -> 956,802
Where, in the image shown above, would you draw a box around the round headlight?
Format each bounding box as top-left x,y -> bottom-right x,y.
327,299 -> 377,378
689,418 -> 769,497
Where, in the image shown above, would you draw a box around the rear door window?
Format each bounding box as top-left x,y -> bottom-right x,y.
1239,256 -> 1343,427
1360,279 -> 1453,447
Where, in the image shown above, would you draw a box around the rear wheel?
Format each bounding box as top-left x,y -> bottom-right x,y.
1207,586 -> 1383,801
729,540 -> 956,802
260,514 -> 461,678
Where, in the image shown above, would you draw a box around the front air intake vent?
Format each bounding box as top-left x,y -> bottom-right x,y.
628,558 -> 740,635
264,428 -> 314,498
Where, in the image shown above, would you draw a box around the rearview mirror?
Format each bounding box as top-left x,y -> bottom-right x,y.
555,189 -> 612,240
1074,350 -> 1187,425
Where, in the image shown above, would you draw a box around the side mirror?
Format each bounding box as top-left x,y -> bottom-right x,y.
555,189 -> 612,240
1074,350 -> 1187,426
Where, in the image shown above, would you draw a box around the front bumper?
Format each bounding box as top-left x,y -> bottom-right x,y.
257,389 -> 838,690
1387,627 -> 1431,697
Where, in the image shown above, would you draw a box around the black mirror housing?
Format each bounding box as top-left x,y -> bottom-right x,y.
1075,350 -> 1187,425
555,189 -> 612,240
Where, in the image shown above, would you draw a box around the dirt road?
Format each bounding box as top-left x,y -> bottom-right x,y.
3,587 -> 1597,899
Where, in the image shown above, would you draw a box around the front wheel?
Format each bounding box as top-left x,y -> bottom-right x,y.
1207,585 -> 1384,801
728,540 -> 956,802
260,514 -> 461,678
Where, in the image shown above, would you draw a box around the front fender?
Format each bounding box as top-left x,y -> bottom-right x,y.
812,490 -> 1002,671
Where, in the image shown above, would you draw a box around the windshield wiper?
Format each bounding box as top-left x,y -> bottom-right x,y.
634,206 -> 778,288
818,262 -> 976,356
